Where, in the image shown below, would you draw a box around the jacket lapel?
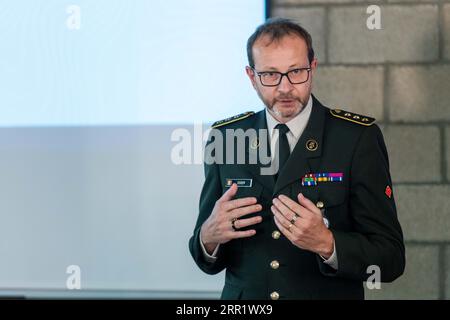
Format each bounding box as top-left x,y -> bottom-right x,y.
243,110 -> 276,191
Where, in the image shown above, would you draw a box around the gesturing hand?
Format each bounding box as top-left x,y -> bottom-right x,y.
271,193 -> 334,258
200,183 -> 263,254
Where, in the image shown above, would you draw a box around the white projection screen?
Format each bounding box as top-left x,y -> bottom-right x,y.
0,0 -> 267,298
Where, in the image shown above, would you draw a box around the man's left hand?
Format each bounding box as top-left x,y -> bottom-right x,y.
271,193 -> 334,259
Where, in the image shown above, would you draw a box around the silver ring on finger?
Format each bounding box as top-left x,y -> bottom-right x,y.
231,218 -> 238,231
290,214 -> 298,224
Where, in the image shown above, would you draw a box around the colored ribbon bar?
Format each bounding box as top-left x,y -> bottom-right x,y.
301,172 -> 343,186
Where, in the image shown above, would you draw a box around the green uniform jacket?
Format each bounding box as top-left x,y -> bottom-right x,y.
189,95 -> 405,300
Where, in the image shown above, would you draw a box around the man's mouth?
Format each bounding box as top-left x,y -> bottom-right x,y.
278,99 -> 295,103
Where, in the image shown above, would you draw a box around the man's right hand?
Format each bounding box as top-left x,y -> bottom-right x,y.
200,183 -> 263,254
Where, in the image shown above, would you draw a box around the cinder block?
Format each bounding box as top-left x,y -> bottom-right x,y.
387,0 -> 435,2
271,7 -> 326,62
388,65 -> 450,122
382,125 -> 440,183
446,246 -> 450,299
395,185 -> 450,242
313,66 -> 384,119
366,244 -> 439,300
447,127 -> 450,182
444,4 -> 450,60
328,5 -> 439,63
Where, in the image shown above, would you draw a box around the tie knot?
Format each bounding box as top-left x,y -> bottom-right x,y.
275,123 -> 290,135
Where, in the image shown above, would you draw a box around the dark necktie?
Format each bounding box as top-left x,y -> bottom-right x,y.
275,123 -> 290,179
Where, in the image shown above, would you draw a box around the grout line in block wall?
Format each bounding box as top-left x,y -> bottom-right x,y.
383,65 -> 389,123
438,244 -> 447,299
324,5 -> 330,64
405,240 -> 450,245
317,61 -> 449,67
440,125 -> 448,183
392,181 -> 448,186
274,2 -> 445,9
439,1 -> 444,61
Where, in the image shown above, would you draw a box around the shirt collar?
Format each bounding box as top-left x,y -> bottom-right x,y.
265,94 -> 313,140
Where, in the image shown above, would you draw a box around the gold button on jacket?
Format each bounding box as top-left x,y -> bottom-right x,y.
270,260 -> 280,269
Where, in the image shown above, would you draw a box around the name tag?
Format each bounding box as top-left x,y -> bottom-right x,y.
225,178 -> 253,188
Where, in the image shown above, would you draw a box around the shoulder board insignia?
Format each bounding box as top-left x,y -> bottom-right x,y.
211,111 -> 255,128
330,109 -> 375,126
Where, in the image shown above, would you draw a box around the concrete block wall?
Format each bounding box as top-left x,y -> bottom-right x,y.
271,0 -> 450,299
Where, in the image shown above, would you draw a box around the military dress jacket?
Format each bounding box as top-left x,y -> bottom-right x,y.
189,95 -> 405,300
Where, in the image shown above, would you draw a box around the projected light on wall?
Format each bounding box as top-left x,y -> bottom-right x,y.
0,0 -> 266,127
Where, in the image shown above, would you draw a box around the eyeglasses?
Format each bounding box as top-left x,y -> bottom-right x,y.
252,67 -> 312,87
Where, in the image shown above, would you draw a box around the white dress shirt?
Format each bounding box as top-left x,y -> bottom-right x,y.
200,94 -> 338,270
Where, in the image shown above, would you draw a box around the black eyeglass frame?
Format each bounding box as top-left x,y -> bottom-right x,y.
251,66 -> 312,87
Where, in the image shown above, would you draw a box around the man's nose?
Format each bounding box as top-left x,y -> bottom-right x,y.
277,74 -> 294,93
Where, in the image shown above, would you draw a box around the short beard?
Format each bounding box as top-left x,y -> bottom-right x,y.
269,98 -> 306,118
257,90 -> 309,119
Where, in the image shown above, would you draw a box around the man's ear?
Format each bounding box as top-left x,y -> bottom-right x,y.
245,66 -> 257,89
310,58 -> 318,77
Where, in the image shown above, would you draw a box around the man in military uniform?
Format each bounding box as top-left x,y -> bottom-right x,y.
189,18 -> 405,300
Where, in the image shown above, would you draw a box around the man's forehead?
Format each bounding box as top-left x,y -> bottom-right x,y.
252,34 -> 309,70
254,33 -> 305,46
